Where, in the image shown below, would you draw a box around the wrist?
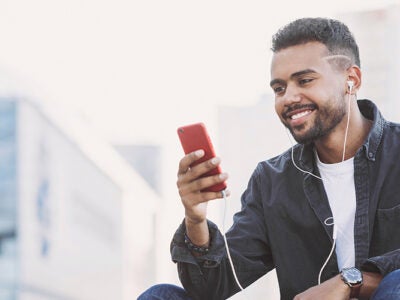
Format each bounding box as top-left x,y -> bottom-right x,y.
185,215 -> 206,226
358,271 -> 383,299
340,267 -> 363,299
184,218 -> 209,246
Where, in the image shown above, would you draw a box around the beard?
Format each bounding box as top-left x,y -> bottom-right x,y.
284,97 -> 347,144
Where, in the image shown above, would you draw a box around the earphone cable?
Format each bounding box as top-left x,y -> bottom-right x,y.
221,189 -> 244,291
285,87 -> 353,284
342,89 -> 352,161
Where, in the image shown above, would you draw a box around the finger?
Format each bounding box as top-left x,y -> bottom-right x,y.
184,189 -> 230,206
178,150 -> 204,175
179,172 -> 228,196
183,157 -> 222,183
177,154 -> 222,188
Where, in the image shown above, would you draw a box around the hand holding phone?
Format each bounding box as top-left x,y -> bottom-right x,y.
177,122 -> 227,193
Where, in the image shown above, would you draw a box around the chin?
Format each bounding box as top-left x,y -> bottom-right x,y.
290,130 -> 316,145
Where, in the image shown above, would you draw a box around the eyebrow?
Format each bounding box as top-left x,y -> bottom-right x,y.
270,69 -> 318,87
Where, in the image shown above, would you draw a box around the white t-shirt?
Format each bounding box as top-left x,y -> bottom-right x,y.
316,153 -> 356,270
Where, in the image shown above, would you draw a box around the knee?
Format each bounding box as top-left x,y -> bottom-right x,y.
380,269 -> 400,288
137,284 -> 190,300
371,269 -> 400,300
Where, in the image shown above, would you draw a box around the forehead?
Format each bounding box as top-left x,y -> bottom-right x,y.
270,42 -> 331,80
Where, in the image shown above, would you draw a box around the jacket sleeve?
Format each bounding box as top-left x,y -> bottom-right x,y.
170,167 -> 275,300
362,250 -> 400,276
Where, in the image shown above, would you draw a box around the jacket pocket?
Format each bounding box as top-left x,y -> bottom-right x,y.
370,204 -> 400,255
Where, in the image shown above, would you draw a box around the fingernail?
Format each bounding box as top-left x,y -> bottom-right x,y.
219,173 -> 228,180
195,150 -> 204,157
211,157 -> 220,165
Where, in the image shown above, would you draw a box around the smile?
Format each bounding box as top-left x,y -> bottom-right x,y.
291,110 -> 313,120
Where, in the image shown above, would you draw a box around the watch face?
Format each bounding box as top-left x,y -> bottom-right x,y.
341,267 -> 363,286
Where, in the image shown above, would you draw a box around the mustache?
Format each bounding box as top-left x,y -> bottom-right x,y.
282,104 -> 317,118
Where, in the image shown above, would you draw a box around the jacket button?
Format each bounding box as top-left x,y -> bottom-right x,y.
203,260 -> 217,267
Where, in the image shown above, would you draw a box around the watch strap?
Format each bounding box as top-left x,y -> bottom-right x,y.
350,284 -> 361,298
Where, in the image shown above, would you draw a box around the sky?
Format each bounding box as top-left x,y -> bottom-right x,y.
0,0 -> 399,146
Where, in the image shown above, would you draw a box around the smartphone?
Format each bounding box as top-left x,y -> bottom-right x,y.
177,122 -> 227,193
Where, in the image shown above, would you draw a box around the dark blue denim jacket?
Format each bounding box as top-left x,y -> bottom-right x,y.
171,100 -> 400,300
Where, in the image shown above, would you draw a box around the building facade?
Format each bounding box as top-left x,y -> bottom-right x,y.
0,98 -> 161,300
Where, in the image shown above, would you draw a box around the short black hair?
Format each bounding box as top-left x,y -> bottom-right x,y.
271,18 -> 360,67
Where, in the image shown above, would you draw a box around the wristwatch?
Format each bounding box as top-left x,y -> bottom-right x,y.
340,267 -> 363,298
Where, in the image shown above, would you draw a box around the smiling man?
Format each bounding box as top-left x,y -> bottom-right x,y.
139,18 -> 400,300
270,41 -> 371,163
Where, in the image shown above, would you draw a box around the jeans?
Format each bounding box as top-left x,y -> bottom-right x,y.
371,269 -> 400,300
138,269 -> 400,300
137,284 -> 192,300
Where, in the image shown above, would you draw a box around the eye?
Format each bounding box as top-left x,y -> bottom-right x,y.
272,85 -> 286,95
299,78 -> 314,85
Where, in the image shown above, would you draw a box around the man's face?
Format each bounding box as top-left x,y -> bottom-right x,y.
270,42 -> 347,144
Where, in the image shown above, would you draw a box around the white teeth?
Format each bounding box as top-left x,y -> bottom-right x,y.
291,110 -> 312,120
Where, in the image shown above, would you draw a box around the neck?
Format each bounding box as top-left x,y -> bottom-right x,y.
314,103 -> 372,164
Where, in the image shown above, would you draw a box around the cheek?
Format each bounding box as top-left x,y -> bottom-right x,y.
274,101 -> 283,118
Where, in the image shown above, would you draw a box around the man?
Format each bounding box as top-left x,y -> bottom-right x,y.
138,18 -> 400,300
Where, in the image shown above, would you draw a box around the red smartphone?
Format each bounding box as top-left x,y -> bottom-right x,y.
177,122 -> 227,193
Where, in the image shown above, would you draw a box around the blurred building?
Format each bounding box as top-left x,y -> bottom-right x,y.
339,4 -> 400,120
0,97 -> 161,300
218,95 -> 289,226
114,145 -> 162,195
217,95 -> 289,299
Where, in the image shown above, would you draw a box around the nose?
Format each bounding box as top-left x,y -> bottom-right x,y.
281,84 -> 302,106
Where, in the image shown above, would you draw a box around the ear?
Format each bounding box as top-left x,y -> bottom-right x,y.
346,65 -> 362,95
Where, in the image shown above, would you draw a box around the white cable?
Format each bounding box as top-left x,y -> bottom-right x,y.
221,189 -> 244,291
286,87 -> 351,170
285,93 -> 352,284
318,90 -> 352,283
342,91 -> 352,161
285,130 -> 323,180
318,237 -> 336,285
220,91 -> 352,289
286,131 -> 335,284
318,217 -> 337,285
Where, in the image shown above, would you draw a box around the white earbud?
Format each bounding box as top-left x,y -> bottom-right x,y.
347,80 -> 354,93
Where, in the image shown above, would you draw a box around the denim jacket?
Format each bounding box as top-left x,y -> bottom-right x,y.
170,100 -> 400,300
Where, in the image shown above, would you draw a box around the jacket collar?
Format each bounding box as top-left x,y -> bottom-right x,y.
358,99 -> 386,162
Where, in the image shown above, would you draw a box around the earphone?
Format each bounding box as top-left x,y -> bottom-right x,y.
347,80 -> 354,93
342,80 -> 353,160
